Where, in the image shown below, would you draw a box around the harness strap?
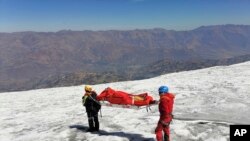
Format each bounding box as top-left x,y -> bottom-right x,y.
100,108 -> 102,117
160,113 -> 173,127
161,113 -> 173,117
160,120 -> 171,127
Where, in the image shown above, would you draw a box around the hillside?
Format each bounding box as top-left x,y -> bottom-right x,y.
1,61 -> 250,141
36,54 -> 250,88
1,25 -> 250,92
135,54 -> 250,79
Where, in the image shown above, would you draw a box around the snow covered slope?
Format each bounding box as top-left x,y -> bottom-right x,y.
1,61 -> 250,141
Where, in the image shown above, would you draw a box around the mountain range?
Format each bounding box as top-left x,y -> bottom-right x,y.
1,24 -> 250,92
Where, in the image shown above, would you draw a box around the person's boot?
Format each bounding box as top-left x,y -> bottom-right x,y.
86,128 -> 94,132
164,133 -> 169,141
94,127 -> 99,132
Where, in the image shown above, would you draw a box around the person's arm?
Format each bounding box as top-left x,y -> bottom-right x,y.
159,99 -> 169,117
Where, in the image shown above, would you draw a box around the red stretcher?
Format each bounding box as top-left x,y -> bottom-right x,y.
96,87 -> 157,108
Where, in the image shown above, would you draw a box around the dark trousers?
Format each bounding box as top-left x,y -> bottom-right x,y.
87,111 -> 99,131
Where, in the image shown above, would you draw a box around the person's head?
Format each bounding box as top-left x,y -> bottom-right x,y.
158,85 -> 169,95
85,85 -> 92,93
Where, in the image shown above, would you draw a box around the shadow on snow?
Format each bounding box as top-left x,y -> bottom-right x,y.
69,125 -> 154,141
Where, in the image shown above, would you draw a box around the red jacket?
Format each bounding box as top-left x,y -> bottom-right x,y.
159,93 -> 175,122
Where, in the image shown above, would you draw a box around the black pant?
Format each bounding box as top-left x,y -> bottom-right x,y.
87,111 -> 99,131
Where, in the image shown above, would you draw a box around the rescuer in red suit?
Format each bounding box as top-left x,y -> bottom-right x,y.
155,85 -> 175,141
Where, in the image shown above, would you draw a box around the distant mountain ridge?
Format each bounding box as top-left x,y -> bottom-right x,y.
1,24 -> 250,92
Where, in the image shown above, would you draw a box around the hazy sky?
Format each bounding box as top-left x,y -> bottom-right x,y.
0,0 -> 250,32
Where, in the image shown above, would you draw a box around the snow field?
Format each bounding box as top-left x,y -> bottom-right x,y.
1,61 -> 250,141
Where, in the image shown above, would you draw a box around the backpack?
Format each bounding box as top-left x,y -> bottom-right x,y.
89,95 -> 101,112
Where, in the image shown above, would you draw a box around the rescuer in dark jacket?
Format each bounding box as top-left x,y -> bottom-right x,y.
82,85 -> 101,132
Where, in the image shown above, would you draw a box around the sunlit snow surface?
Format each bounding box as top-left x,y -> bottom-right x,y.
1,62 -> 250,141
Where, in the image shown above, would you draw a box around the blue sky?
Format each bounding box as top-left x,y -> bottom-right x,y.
0,0 -> 250,32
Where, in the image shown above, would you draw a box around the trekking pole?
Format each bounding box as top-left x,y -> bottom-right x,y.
100,108 -> 102,117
